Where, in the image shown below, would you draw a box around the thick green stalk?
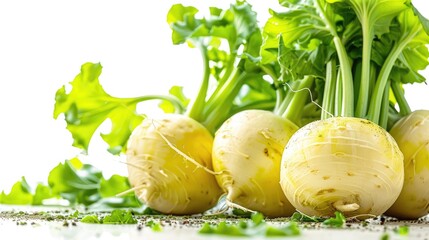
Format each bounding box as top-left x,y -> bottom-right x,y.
321,59 -> 336,120
315,0 -> 354,117
186,43 -> 210,121
202,67 -> 242,119
281,76 -> 314,125
203,72 -> 247,132
261,65 -> 284,113
367,33 -> 416,124
204,53 -> 237,109
334,68 -> 343,117
379,81 -> 390,129
391,81 -> 412,116
355,15 -> 373,119
275,81 -> 300,116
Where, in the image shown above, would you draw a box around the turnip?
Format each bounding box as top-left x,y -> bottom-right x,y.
262,0 -> 429,218
126,114 -> 222,214
212,110 -> 298,217
280,117 -> 404,217
385,110 -> 429,219
212,73 -> 315,217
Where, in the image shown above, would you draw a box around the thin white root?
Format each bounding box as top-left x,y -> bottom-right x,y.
346,213 -> 377,221
226,199 -> 257,214
151,120 -> 223,176
115,187 -> 139,197
284,81 -> 334,118
333,200 -> 360,212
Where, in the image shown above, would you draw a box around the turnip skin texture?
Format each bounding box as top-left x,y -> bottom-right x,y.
280,117 -> 404,218
385,110 -> 429,219
126,114 -> 223,215
212,110 -> 299,217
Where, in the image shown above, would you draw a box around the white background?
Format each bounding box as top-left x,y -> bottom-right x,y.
0,0 -> 428,192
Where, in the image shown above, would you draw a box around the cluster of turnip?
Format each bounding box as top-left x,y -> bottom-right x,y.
124,1 -> 429,220
54,1 -> 429,220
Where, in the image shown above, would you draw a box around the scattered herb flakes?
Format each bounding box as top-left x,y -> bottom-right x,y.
381,232 -> 390,240
146,220 -> 163,232
81,215 -> 102,224
80,209 -> 137,224
290,212 -> 324,223
322,211 -> 346,228
198,212 -> 301,237
394,225 -> 409,236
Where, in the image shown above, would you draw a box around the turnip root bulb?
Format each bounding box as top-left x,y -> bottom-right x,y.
212,110 -> 299,217
385,110 -> 429,219
126,114 -> 222,215
280,117 -> 404,218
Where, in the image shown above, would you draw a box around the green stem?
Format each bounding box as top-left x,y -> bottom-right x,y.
275,81 -> 300,116
334,68 -> 343,117
391,81 -> 412,116
231,100 -> 276,115
186,43 -> 210,121
367,33 -> 415,124
261,65 -> 284,113
321,59 -> 336,120
315,0 -> 354,117
281,76 -> 314,125
379,80 -> 390,129
203,67 -> 242,119
203,72 -> 247,132
103,95 -> 186,114
355,20 -> 373,118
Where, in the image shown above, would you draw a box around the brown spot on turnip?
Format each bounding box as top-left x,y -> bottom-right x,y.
375,184 -> 381,189
346,172 -> 355,176
322,176 -> 330,180
310,169 -> 319,174
263,148 -> 269,157
316,188 -> 336,195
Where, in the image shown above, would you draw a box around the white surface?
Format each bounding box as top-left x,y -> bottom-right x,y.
0,0 -> 428,192
0,218 -> 424,240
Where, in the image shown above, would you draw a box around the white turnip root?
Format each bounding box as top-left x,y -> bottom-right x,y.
280,117 -> 404,219
212,110 -> 299,217
126,114 -> 222,215
385,110 -> 429,219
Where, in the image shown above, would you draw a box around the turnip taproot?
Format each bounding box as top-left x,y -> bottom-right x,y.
385,110 -> 429,219
126,114 -> 222,214
212,110 -> 299,217
280,117 -> 404,218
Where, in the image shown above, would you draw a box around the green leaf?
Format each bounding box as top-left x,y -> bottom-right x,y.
265,222 -> 301,236
0,177 -> 33,205
158,86 -> 190,113
394,225 -> 409,236
81,215 -> 101,224
102,209 -> 138,224
322,211 -> 346,228
53,62 -> 145,153
146,220 -> 163,232
99,174 -> 132,198
47,158 -> 102,206
199,211 -> 301,237
290,211 -> 325,222
32,183 -> 55,205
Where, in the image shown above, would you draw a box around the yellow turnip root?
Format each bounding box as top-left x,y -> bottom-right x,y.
385,110 -> 429,219
280,117 -> 404,219
126,114 -> 222,215
212,110 -> 299,217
